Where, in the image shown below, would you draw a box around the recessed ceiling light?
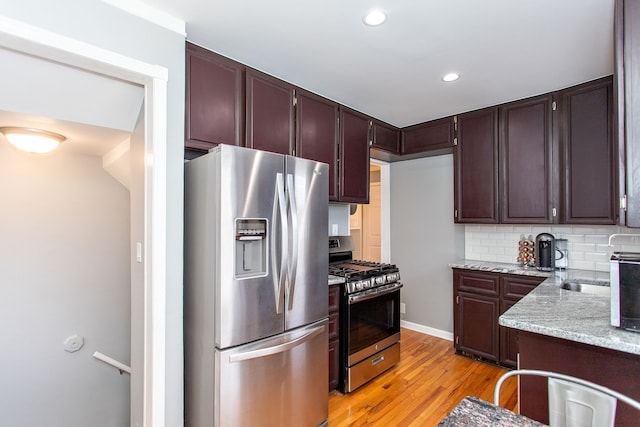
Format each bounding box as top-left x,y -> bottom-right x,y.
442,73 -> 460,82
363,10 -> 387,26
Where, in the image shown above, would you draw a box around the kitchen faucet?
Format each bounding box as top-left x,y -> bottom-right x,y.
608,233 -> 640,247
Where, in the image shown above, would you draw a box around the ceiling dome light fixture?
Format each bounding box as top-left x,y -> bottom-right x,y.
0,127 -> 66,153
442,72 -> 460,82
363,9 -> 387,26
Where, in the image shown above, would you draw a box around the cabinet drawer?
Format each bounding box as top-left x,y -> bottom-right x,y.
502,275 -> 545,300
328,312 -> 339,340
328,285 -> 340,312
456,270 -> 500,296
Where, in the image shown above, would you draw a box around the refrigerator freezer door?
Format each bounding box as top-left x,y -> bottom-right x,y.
284,156 -> 329,331
214,319 -> 328,427
217,145 -> 286,348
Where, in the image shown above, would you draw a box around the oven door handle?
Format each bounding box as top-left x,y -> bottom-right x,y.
348,283 -> 403,304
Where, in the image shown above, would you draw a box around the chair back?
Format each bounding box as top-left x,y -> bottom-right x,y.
494,369 -> 640,427
548,377 -> 616,427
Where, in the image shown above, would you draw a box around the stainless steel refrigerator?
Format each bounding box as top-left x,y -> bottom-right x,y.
184,145 -> 329,427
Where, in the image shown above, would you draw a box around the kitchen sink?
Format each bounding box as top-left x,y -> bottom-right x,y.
560,280 -> 610,296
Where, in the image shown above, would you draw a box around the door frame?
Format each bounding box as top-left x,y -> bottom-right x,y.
371,159 -> 391,263
0,15 -> 169,427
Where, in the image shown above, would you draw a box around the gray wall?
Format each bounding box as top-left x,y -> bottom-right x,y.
390,154 -> 464,335
0,143 -> 130,426
329,203 -> 350,236
0,2 -> 186,425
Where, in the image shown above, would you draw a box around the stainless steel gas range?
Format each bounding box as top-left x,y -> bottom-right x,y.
328,236 -> 403,392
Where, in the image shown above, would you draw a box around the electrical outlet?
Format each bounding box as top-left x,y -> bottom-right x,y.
400,303 -> 406,314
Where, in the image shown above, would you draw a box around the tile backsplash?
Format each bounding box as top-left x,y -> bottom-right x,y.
465,224 -> 640,272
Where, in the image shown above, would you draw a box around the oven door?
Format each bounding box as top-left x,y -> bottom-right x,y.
345,283 -> 401,367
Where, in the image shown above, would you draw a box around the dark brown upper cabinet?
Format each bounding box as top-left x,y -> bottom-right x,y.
454,108 -> 499,223
499,94 -> 554,224
615,0 -> 640,227
559,77 -> 616,224
339,108 -> 371,204
295,89 -> 340,201
245,69 -> 295,156
185,42 -> 244,151
401,117 -> 455,155
371,121 -> 400,154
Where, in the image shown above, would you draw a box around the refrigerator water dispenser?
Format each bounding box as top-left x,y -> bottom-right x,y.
235,218 -> 267,278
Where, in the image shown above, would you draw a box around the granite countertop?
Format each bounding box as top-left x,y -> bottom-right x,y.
437,396 -> 546,427
328,275 -> 345,286
450,260 -> 640,356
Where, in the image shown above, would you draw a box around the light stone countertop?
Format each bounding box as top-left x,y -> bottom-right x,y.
450,260 -> 640,356
328,275 -> 345,286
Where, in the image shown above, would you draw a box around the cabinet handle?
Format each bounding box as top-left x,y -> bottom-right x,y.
456,295 -> 459,304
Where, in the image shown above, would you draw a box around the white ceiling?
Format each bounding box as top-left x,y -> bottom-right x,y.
140,0 -> 615,127
0,47 -> 143,156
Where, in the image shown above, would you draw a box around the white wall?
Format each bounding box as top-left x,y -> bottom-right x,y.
0,2 -> 186,425
0,143 -> 130,426
390,154 -> 464,337
465,225 -> 640,272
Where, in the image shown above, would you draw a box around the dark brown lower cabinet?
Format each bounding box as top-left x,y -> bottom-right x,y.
328,284 -> 341,391
457,291 -> 499,362
499,299 -> 518,366
453,269 -> 544,368
519,331 -> 640,427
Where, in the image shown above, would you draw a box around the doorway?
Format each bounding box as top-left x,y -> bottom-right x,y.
0,20 -> 169,427
350,162 -> 386,262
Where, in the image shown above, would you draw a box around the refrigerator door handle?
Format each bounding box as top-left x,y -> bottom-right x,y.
228,324 -> 326,363
286,173 -> 299,309
274,173 -> 288,314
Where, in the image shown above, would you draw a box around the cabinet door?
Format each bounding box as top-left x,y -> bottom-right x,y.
372,121 -> 400,153
328,338 -> 339,391
185,43 -> 244,151
616,0 -> 640,227
296,90 -> 339,200
499,275 -> 543,367
499,299 -> 519,367
499,95 -> 554,223
401,117 -> 454,154
456,291 -> 499,362
454,108 -> 499,223
245,69 -> 295,155
559,77 -> 616,224
339,108 -> 370,203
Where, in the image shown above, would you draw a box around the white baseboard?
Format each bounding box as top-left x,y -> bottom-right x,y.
401,320 -> 453,342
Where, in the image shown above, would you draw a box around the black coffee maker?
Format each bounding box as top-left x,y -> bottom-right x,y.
536,233 -> 555,271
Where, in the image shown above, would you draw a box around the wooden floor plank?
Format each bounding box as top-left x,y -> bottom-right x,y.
328,328 -> 518,426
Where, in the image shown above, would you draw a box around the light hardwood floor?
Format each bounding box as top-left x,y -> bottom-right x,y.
328,328 -> 518,426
